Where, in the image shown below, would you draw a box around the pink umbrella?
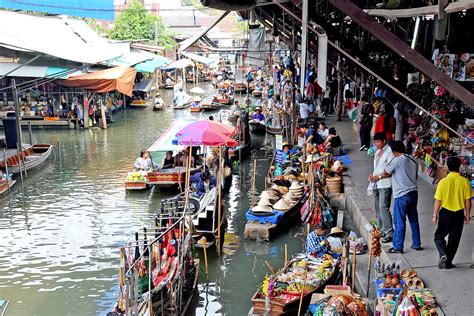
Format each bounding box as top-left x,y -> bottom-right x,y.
176,120 -> 236,137
175,128 -> 238,147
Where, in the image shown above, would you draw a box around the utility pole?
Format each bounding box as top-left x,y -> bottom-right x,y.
11,79 -> 23,148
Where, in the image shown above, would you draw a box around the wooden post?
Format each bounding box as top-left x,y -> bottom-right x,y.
251,159 -> 257,207
351,248 -> 357,293
336,55 -> 344,122
217,146 -> 223,256
264,260 -> 276,274
3,149 -> 11,193
367,252 -> 373,297
83,90 -> 89,129
202,237 -> 209,279
11,79 -> 23,149
28,122 -> 32,145
284,244 -> 288,265
101,98 -> 107,129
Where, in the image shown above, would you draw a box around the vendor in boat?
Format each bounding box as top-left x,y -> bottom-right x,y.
192,96 -> 202,108
305,223 -> 330,257
165,76 -> 174,87
281,142 -> 295,166
230,101 -> 241,117
191,170 -> 216,197
161,151 -> 175,169
178,148 -> 195,168
134,150 -> 152,172
252,108 -> 265,122
154,93 -> 164,105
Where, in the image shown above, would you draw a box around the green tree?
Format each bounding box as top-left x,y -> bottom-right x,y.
109,0 -> 175,49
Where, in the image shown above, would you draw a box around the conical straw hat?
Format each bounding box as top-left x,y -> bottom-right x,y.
257,196 -> 273,206
260,191 -> 280,203
252,204 -> 273,213
289,181 -> 304,190
273,198 -> 291,211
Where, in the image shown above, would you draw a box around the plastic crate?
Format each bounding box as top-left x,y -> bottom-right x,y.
374,279 -> 404,298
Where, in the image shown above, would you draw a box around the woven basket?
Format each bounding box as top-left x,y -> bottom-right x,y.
326,176 -> 342,194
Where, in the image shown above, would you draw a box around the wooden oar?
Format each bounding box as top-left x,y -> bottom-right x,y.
251,159 -> 257,207
297,266 -> 308,315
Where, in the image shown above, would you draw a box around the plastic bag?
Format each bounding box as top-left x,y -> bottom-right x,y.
367,181 -> 377,196
327,236 -> 343,253
396,296 -> 420,316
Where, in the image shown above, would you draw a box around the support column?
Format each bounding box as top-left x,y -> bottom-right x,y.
83,90 -> 89,129
11,79 -> 23,147
336,55 -> 343,122
299,0 -> 308,93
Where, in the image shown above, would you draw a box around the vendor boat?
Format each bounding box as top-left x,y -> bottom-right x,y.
250,255 -> 340,315
112,217 -> 199,316
249,121 -> 266,135
125,171 -> 149,191
158,187 -> 225,251
130,99 -> 152,107
189,105 -> 202,113
153,100 -> 167,111
234,82 -> 247,92
201,99 -> 221,112
244,182 -> 309,241
266,125 -> 284,135
173,92 -> 193,109
229,134 -> 252,162
213,95 -> 233,106
0,177 -> 15,194
252,90 -> 262,97
0,144 -> 53,176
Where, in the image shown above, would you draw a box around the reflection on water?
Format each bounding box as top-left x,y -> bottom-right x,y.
0,84 -> 305,315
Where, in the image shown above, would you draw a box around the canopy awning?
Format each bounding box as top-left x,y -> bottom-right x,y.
134,79 -> 154,92
0,11 -> 126,64
181,52 -> 219,66
59,66 -> 137,96
147,119 -> 196,152
134,55 -> 170,73
162,59 -> 195,70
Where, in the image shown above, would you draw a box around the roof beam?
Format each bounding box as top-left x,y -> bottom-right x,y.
329,0 -> 474,107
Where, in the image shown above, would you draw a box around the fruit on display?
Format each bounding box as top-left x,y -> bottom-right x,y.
127,171 -> 146,182
371,227 -> 382,257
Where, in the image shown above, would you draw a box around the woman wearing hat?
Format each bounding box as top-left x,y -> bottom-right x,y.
252,107 -> 265,122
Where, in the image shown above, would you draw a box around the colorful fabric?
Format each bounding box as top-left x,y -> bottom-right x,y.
245,209 -> 284,224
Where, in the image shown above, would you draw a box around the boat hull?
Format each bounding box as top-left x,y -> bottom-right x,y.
249,122 -> 266,134
266,126 -> 284,135
0,144 -> 53,175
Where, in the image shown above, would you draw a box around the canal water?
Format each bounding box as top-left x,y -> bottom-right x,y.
0,84 -> 306,315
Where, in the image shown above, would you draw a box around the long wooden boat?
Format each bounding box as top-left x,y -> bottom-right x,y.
234,82 -> 247,92
250,256 -> 340,315
125,171 -> 149,191
249,121 -> 266,134
0,178 -> 15,194
201,101 -> 221,112
244,189 -> 309,241
252,90 -> 263,97
213,96 -> 233,105
189,106 -> 202,113
266,125 -> 284,135
229,138 -> 252,162
147,166 -> 200,189
130,99 -> 152,107
0,144 -> 53,175
153,102 -> 167,111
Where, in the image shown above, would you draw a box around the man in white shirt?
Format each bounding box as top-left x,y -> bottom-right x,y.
368,132 -> 395,242
299,100 -> 309,123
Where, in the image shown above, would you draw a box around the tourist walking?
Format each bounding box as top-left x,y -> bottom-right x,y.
368,132 -> 394,243
433,157 -> 472,269
359,100 -> 374,151
378,141 -> 421,253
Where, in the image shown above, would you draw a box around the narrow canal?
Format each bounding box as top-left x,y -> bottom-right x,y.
0,85 -> 305,315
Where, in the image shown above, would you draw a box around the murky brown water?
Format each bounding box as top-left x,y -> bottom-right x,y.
0,84 -> 305,315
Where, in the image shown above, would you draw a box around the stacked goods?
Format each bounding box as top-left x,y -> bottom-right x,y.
127,171 -> 146,182
371,227 -> 382,257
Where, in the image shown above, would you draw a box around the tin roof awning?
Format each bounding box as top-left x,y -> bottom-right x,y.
134,79 -> 154,92
178,11 -> 230,53
162,59 -> 195,70
181,52 -> 219,66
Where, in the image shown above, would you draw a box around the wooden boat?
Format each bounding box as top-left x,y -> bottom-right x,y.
244,189 -> 309,241
0,144 -> 53,175
249,121 -> 266,134
266,125 -> 284,135
0,178 -> 15,194
234,82 -> 247,92
250,256 -> 340,315
173,94 -> 193,109
159,187 -> 225,251
213,95 -> 233,105
153,100 -> 167,111
189,105 -> 202,113
252,90 -> 263,97
125,171 -> 149,191
229,138 -> 252,162
201,100 -> 221,112
130,99 -> 152,107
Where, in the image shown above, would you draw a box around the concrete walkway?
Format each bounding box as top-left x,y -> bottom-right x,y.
327,116 -> 473,316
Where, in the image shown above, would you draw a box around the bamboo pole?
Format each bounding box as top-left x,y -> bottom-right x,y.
284,244 -> 288,265
3,149 -> 10,194
251,159 -> 257,207
351,248 -> 357,293
217,145 -> 223,256
297,266 -> 308,315
202,237 -> 209,279
367,252 -> 373,297
264,260 -> 276,274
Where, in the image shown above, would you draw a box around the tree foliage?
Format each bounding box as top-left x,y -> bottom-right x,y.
109,0 -> 175,49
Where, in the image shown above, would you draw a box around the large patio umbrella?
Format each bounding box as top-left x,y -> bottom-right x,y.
173,128 -> 238,147
176,120 -> 236,137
